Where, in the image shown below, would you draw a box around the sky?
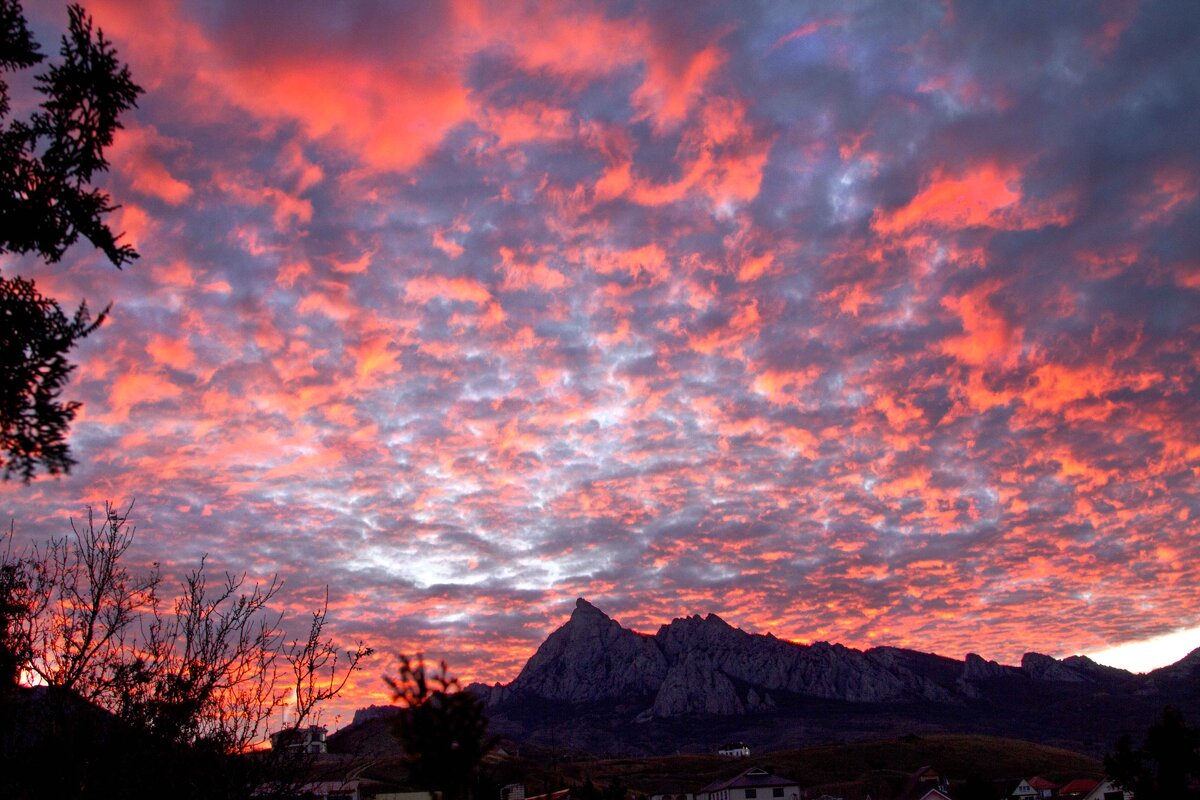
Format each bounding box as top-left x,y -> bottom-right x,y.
4,0 -> 1199,723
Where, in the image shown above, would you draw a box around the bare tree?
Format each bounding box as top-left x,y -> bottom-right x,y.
16,501 -> 158,700
0,502 -> 371,799
116,559 -> 286,751
287,588 -> 372,727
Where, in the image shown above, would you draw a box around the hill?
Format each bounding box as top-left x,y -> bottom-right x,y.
558,734 -> 1102,799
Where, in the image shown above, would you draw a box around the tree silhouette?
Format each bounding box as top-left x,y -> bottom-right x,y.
0,0 -> 141,481
387,654 -> 496,800
1105,706 -> 1200,799
0,276 -> 105,480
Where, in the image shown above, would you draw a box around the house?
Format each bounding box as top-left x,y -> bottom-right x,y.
269,724 -> 328,754
915,790 -> 953,800
1081,781 -> 1133,800
719,743 -> 751,757
1012,777 -> 1058,799
897,766 -> 950,800
502,784 -> 527,800
525,790 -> 572,800
1057,778 -> 1099,799
696,767 -> 800,800
651,794 -> 694,800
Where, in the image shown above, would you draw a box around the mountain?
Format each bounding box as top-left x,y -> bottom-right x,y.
351,599 -> 1200,757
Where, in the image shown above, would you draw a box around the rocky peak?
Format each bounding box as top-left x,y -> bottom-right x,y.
350,704 -> 401,726
508,598 -> 668,703
571,596 -> 608,621
1021,652 -> 1086,682
961,652 -> 1010,680
655,610 -> 749,659
1060,655 -> 1136,682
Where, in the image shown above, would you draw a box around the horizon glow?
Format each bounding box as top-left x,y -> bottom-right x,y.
1086,626 -> 1200,675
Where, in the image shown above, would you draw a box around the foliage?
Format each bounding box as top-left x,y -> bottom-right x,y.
387,653 -> 496,800
0,0 -> 141,481
0,502 -> 372,798
0,1 -> 141,266
0,523 -> 31,687
1105,706 -> 1200,799
0,275 -> 106,480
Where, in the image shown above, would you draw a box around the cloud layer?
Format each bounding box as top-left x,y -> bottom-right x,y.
6,0 -> 1198,719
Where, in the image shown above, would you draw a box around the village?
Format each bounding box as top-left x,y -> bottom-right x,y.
266,727 -> 1138,800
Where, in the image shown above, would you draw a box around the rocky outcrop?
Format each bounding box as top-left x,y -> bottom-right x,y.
507,598 -> 668,703
350,704 -> 401,726
652,613 -> 958,707
648,651 -> 745,717
956,652 -> 1017,697
495,599 -> 988,718
961,652 -> 1012,680
1062,654 -> 1140,683
1022,652 -> 1088,682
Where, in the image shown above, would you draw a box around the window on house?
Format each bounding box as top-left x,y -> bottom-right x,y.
773,789 -> 784,797
745,790 -> 756,798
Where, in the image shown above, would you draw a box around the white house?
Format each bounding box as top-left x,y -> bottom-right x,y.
718,743 -> 751,758
268,724 -> 327,754
696,767 -> 800,800
1082,781 -> 1133,800
1013,777 -> 1057,800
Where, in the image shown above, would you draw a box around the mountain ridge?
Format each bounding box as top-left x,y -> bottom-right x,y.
354,598 -> 1200,756
469,598 -> 1194,713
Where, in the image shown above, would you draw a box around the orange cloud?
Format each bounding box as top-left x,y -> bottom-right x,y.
406,275 -> 493,305
109,124 -> 193,205
633,44 -> 725,131
940,281 -> 1024,368
873,163 -> 1072,234
499,248 -> 571,291
146,334 -> 196,371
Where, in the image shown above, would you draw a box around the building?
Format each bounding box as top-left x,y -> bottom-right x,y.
269,724 -> 328,754
1012,777 -> 1058,800
696,767 -> 800,800
1057,778 -> 1100,799
524,790 -> 572,800
718,743 -> 751,758
1081,781 -> 1133,800
914,790 -> 953,800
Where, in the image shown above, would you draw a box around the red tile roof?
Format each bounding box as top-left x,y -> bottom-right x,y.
1057,778 -> 1099,796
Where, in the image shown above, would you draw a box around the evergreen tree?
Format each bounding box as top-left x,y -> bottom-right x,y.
0,1 -> 141,480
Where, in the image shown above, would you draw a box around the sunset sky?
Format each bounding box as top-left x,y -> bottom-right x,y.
4,1 -> 1199,722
